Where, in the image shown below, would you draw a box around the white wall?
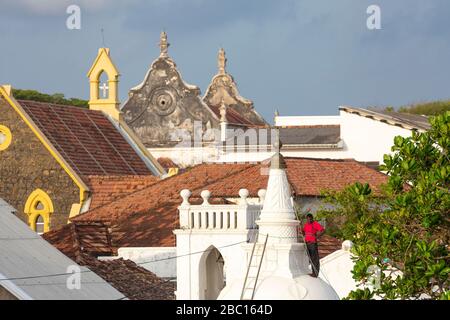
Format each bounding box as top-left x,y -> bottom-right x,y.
319,244 -> 357,299
116,247 -> 177,278
174,230 -> 252,300
339,110 -> 414,163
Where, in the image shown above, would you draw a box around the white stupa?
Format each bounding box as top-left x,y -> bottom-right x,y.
218,151 -> 339,300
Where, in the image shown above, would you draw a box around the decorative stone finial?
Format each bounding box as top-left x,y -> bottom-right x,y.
159,31 -> 170,58
219,98 -> 227,122
180,189 -> 192,206
201,190 -> 211,205
342,240 -> 354,252
218,48 -> 227,75
257,189 -> 266,205
239,189 -> 249,204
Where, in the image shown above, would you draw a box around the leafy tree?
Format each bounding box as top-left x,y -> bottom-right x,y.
318,112 -> 450,300
399,101 -> 450,116
12,89 -> 88,108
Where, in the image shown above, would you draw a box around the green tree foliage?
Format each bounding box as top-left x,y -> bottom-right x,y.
398,101 -> 450,116
318,112 -> 450,300
12,89 -> 88,108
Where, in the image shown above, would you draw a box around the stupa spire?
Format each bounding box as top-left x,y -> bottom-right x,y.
257,134 -> 298,244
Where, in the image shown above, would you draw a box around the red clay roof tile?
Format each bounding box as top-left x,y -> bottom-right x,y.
157,157 -> 179,170
18,100 -> 152,177
57,159 -> 387,251
87,175 -> 160,210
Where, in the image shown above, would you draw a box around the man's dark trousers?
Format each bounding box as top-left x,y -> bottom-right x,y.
306,242 -> 320,277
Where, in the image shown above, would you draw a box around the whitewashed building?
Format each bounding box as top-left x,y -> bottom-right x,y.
174,152 -> 339,300
274,107 -> 430,165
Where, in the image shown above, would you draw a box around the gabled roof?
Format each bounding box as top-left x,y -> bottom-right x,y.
44,159 -> 387,253
0,198 -> 124,300
18,100 -> 153,177
340,106 -> 431,131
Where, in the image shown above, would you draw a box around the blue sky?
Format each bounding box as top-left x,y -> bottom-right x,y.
1,0 -> 450,121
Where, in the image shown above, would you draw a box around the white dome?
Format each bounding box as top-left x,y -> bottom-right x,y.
218,275 -> 339,300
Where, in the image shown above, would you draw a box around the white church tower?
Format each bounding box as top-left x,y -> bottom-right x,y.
174,149 -> 339,300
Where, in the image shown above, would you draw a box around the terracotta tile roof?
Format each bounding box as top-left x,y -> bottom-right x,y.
52,158 -> 387,253
80,256 -> 175,300
203,158 -> 388,197
157,157 -> 179,170
73,163 -> 253,223
209,104 -> 256,126
43,224 -> 81,261
68,164 -> 254,249
87,175 -> 160,210
318,235 -> 343,259
18,100 -> 152,177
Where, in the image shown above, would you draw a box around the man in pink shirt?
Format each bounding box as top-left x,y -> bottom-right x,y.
302,213 -> 325,277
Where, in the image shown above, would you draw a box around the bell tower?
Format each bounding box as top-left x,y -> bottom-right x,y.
87,48 -> 121,120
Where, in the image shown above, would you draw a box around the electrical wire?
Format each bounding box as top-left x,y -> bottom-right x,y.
0,224 -> 335,291
0,240 -> 248,283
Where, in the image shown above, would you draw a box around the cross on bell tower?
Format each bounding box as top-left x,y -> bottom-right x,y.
99,81 -> 109,99
87,48 -> 121,120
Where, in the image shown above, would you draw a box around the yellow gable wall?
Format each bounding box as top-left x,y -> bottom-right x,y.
0,86 -> 89,230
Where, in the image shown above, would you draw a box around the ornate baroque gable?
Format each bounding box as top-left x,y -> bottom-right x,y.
121,32 -> 219,147
203,48 -> 267,127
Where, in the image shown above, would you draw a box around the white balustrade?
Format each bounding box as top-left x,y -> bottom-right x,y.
178,188 -> 266,231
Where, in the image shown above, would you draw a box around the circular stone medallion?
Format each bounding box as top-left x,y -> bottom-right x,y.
149,87 -> 178,116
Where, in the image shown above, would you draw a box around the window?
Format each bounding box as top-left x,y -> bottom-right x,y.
0,125 -> 12,151
35,215 -> 45,235
98,71 -> 109,99
24,189 -> 54,234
